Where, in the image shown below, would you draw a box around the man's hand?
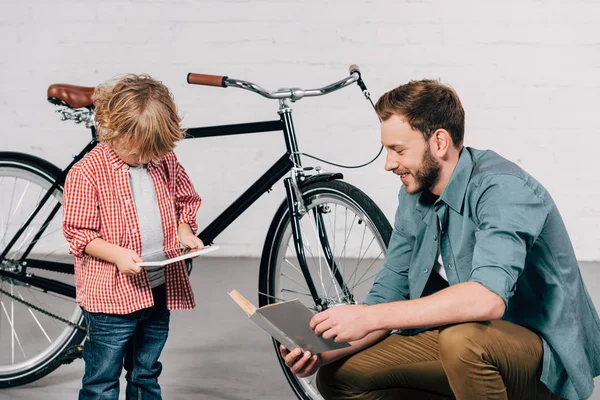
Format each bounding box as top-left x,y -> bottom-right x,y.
280,345 -> 322,378
311,304 -> 375,343
114,248 -> 143,276
178,223 -> 204,249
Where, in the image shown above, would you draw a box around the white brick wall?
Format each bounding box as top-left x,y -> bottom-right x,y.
1,0 -> 599,260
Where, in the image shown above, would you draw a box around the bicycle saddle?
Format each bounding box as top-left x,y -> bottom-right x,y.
47,84 -> 95,108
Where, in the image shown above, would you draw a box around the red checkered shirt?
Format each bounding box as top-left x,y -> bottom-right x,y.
62,142 -> 201,314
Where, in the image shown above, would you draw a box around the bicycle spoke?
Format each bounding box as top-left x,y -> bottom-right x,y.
0,177 -> 17,247
0,299 -> 27,363
257,291 -> 288,303
38,242 -> 70,261
352,252 -> 384,290
355,223 -> 368,287
10,181 -> 30,221
9,223 -> 38,261
347,235 -> 377,288
29,225 -> 64,247
17,291 -> 52,344
354,270 -> 381,288
280,288 -> 312,298
280,272 -> 313,292
24,285 -> 65,331
284,256 -> 303,276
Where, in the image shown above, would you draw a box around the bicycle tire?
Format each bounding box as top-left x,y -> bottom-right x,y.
259,179 -> 392,400
0,152 -> 86,388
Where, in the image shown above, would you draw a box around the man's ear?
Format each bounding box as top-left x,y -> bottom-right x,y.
430,129 -> 452,156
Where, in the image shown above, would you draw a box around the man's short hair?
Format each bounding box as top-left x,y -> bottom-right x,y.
375,79 -> 465,148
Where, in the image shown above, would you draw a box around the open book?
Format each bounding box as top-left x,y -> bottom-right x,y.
228,290 -> 350,354
136,245 -> 219,267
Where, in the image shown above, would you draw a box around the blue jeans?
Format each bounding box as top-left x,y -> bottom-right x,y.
79,285 -> 170,400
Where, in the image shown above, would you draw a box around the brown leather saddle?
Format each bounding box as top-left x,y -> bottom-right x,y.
47,84 -> 95,108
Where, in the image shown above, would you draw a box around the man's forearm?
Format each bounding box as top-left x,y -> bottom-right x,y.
320,329 -> 389,366
371,282 -> 506,331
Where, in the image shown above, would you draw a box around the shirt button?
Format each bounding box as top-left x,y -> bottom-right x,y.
448,263 -> 452,269
423,268 -> 428,273
433,235 -> 437,241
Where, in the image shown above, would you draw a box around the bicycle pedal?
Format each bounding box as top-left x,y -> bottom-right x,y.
59,345 -> 83,365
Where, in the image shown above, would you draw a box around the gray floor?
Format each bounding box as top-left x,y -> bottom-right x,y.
1,259 -> 599,400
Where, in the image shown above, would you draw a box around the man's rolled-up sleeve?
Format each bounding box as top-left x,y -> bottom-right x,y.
364,191 -> 412,305
62,167 -> 101,258
469,174 -> 549,307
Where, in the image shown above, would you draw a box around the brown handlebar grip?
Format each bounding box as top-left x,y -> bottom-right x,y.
187,73 -> 228,87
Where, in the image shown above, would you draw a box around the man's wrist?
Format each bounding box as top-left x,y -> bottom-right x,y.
371,303 -> 396,331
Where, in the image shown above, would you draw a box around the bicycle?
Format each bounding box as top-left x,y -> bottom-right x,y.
0,65 -> 392,399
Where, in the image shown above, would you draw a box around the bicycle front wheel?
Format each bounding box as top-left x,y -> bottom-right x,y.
0,153 -> 85,388
259,179 -> 392,400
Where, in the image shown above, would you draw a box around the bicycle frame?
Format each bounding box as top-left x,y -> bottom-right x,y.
0,101 -> 351,309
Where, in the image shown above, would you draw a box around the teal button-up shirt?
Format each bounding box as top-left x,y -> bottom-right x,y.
365,147 -> 600,400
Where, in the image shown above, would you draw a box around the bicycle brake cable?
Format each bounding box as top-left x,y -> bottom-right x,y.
299,71 -> 384,170
298,145 -> 383,169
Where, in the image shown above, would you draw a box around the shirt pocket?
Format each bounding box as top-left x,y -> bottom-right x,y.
455,250 -> 474,281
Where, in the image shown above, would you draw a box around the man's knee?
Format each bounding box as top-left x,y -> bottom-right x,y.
316,362 -> 342,399
438,322 -> 492,369
316,360 -> 365,400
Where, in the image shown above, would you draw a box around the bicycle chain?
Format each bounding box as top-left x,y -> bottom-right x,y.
0,286 -> 86,332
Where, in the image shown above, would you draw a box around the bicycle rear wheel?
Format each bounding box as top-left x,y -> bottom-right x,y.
0,153 -> 85,388
259,179 -> 392,400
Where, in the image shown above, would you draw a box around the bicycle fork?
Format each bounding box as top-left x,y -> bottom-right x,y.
283,174 -> 354,312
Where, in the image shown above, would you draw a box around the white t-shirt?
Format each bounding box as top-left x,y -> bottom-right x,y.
433,216 -> 448,281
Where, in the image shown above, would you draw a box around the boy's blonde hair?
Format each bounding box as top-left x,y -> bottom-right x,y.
93,74 -> 185,160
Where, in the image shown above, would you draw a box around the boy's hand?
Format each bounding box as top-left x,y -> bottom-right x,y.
115,248 -> 143,276
180,234 -> 204,250
178,223 -> 204,249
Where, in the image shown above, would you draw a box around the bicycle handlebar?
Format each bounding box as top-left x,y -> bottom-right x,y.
187,64 -> 362,102
187,73 -> 228,87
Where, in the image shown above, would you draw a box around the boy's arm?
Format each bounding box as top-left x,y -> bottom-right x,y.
178,223 -> 204,249
62,167 -> 102,258
62,167 -> 143,276
84,238 -> 143,276
173,158 -> 202,234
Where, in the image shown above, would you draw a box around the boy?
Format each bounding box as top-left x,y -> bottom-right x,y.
63,74 -> 203,399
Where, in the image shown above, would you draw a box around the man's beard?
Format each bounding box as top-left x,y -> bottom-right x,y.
406,146 -> 441,194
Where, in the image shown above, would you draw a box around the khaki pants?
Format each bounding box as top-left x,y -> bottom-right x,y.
316,320 -> 562,400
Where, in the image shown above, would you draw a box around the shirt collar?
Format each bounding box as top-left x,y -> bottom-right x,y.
100,142 -> 160,170
415,146 -> 474,219
437,146 -> 474,214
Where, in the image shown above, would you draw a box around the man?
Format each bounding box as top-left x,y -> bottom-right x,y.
281,80 -> 600,399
